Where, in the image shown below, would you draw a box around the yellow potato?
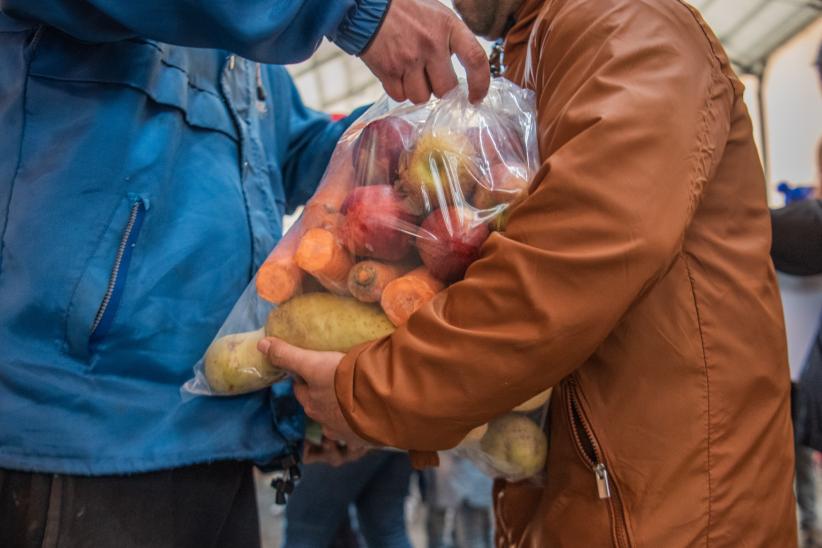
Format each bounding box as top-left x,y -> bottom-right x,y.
265,292 -> 394,352
480,413 -> 548,480
204,328 -> 286,395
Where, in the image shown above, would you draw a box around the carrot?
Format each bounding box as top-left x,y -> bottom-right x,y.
380,267 -> 445,326
255,146 -> 355,303
256,229 -> 304,304
348,260 -> 411,303
294,227 -> 353,295
305,145 -> 356,215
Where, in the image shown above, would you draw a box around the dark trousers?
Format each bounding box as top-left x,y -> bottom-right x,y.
284,451 -> 412,548
794,382 -> 819,532
0,461 -> 260,548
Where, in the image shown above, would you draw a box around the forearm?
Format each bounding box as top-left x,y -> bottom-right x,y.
2,0 -> 387,63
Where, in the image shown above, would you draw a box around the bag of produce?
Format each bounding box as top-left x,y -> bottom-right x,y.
183,78 -> 548,481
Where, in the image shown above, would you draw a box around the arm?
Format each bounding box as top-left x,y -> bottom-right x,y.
770,200 -> 822,276
280,73 -> 368,213
333,2 -> 735,450
3,0 -> 490,103
2,0 -> 388,63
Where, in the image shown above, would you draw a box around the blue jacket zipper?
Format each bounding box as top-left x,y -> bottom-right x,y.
90,198 -> 146,343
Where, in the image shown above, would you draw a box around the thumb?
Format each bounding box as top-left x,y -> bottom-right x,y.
257,337 -> 311,380
257,337 -> 340,383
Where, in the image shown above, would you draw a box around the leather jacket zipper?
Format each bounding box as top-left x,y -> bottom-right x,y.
566,377 -> 631,547
90,199 -> 146,342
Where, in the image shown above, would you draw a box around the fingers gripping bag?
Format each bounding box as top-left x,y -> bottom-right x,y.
183,78 -> 551,481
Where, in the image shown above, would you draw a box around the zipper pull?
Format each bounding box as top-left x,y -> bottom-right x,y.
594,463 -> 611,499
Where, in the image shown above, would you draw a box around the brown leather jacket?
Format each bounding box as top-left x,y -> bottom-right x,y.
335,0 -> 797,545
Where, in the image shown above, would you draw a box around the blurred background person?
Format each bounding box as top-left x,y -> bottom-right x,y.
283,438 -> 413,548
770,43 -> 822,548
423,454 -> 492,548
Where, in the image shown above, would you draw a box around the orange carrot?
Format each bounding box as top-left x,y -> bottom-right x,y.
305,145 -> 356,215
294,227 -> 353,295
348,260 -> 411,303
256,229 -> 304,304
256,144 -> 355,303
380,267 -> 445,326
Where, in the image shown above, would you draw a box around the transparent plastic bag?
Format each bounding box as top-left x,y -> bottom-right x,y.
183,78 -> 548,481
453,388 -> 552,482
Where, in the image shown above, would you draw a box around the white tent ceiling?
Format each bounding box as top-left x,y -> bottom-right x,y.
690,0 -> 820,74
288,1 -> 821,113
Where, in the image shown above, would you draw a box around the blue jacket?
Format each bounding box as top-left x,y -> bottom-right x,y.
0,2 -> 377,474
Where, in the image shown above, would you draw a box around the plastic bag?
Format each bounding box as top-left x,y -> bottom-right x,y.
183,78 -> 548,481
452,388 -> 551,482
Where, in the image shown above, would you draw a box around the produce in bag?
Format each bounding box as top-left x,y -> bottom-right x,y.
183,79 -> 549,481
453,388 -> 552,482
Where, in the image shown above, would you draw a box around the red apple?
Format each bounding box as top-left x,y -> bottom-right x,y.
341,185 -> 417,261
352,116 -> 416,186
416,207 -> 490,282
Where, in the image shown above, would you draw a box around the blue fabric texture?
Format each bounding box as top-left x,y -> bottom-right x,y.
0,19 -> 367,475
329,0 -> 391,55
1,0 -> 388,63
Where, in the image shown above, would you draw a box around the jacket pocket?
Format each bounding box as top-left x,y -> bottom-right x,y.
64,194 -> 148,360
29,30 -> 238,142
565,376 -> 632,548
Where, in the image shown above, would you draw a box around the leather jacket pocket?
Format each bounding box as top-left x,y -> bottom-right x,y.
565,376 -> 633,547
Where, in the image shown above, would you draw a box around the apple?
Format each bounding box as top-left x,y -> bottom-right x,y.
473,163 -> 529,209
396,131 -> 478,215
352,116 -> 416,186
473,162 -> 530,231
465,117 -> 527,171
416,206 -> 490,282
341,185 -> 417,261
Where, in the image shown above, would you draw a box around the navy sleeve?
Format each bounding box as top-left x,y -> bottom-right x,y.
280,78 -> 368,213
2,0 -> 389,63
771,199 -> 822,276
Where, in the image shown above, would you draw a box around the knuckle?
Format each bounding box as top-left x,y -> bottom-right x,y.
465,47 -> 488,69
387,60 -> 405,77
419,34 -> 437,55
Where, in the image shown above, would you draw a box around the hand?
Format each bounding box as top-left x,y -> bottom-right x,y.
360,0 -> 491,104
257,337 -> 366,446
303,437 -> 370,467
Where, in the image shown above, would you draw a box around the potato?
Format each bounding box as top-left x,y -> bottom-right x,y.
204,328 -> 286,395
265,292 -> 395,352
513,388 -> 553,413
480,413 -> 548,480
